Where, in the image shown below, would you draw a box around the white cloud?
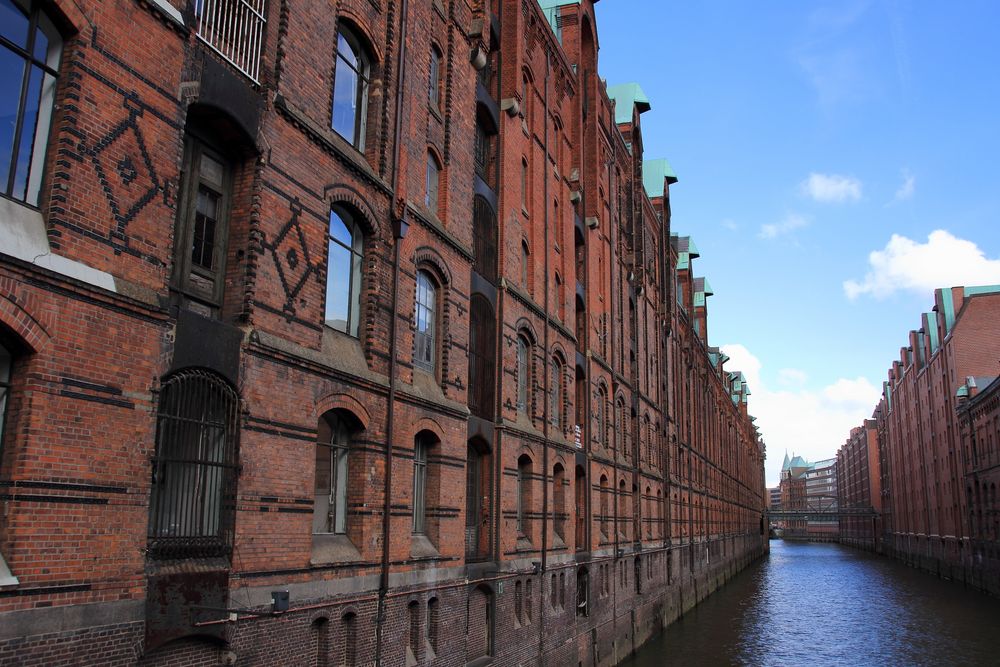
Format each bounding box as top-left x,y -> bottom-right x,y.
722,218 -> 740,231
759,213 -> 809,239
844,230 -> 1000,300
778,368 -> 808,386
801,172 -> 862,203
893,169 -> 915,202
721,344 -> 880,487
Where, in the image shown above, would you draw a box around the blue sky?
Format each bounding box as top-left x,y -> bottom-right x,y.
593,1 -> 1000,485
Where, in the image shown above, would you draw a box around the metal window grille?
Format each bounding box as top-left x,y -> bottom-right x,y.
472,196 -> 497,283
194,0 -> 266,83
468,295 -> 495,419
148,369 -> 240,560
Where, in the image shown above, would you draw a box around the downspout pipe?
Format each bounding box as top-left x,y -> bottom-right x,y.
538,46 -> 551,667
376,0 -> 409,664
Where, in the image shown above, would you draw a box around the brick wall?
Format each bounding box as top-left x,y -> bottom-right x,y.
0,0 -> 767,665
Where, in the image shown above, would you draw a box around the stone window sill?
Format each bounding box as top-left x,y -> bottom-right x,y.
311,533 -> 362,565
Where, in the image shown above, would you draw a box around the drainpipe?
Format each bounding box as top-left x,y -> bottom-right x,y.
538,46 -> 551,667
375,0 -> 409,664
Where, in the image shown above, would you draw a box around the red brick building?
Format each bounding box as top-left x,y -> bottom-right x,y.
0,0 -> 766,664
836,421 -> 881,552
956,375 -> 1000,595
872,286 -> 1000,594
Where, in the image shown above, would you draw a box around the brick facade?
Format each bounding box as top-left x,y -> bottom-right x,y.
836,421 -> 881,551
839,287 -> 1000,595
0,1 -> 767,665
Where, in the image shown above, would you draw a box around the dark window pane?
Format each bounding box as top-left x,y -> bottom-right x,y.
0,0 -> 28,48
32,21 -> 48,63
11,64 -> 41,201
192,186 -> 219,270
0,48 -> 25,194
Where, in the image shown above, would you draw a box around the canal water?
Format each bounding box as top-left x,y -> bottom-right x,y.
622,540 -> 1000,667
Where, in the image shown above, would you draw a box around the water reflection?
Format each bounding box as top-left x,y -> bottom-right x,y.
622,541 -> 1000,667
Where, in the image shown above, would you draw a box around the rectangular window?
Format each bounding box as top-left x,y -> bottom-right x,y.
173,138 -> 231,316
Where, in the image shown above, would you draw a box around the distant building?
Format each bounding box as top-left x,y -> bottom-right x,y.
778,453 -> 838,540
768,487 -> 782,510
956,375 -> 1000,593
836,421 -> 882,552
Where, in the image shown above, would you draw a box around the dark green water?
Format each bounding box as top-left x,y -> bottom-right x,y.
621,540 -> 1000,667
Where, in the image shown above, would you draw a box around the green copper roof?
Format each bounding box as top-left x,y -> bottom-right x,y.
964,284 -> 1000,296
923,312 -> 939,353
693,277 -> 713,308
673,235 -> 699,271
537,1 -> 579,43
642,159 -> 679,197
937,288 -> 956,335
606,83 -> 651,125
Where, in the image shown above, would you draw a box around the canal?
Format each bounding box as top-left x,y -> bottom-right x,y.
622,540 -> 1000,666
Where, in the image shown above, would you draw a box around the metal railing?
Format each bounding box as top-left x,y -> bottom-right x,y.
195,0 -> 266,83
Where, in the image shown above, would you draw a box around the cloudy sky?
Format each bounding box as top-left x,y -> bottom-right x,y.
594,1 -> 1000,486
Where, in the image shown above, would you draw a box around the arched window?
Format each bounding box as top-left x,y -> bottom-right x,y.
407,600 -> 421,664
326,207 -> 364,336
576,567 -> 589,617
554,272 -> 563,321
425,151 -> 441,213
596,384 -> 607,449
467,585 -> 494,661
514,580 -> 523,626
574,465 -> 586,550
148,370 -> 240,559
521,158 -> 529,213
314,411 -> 351,534
517,454 -> 532,538
414,271 -> 437,373
332,26 -> 370,149
618,479 -> 628,540
516,335 -> 530,414
521,240 -> 530,290
427,597 -> 440,654
2,0 -> 62,205
553,462 -> 566,543
312,617 -> 330,667
413,435 -> 431,534
342,613 -> 357,666
429,45 -> 442,109
599,474 -> 609,539
614,397 -> 624,456
550,355 -> 563,431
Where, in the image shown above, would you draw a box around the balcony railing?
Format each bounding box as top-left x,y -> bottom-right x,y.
195,0 -> 266,83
